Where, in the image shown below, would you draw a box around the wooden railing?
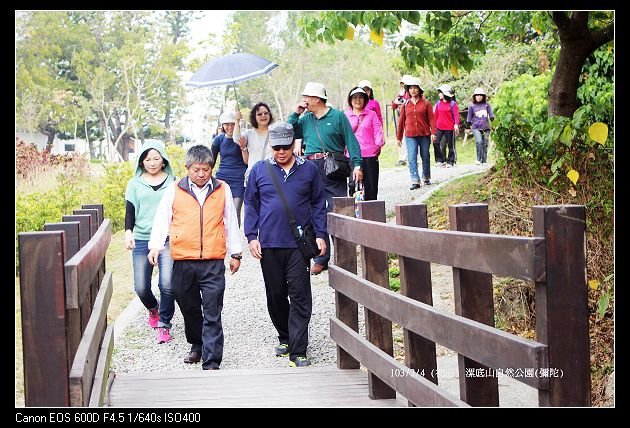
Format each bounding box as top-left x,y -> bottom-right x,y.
18,204 -> 114,407
328,198 -> 590,407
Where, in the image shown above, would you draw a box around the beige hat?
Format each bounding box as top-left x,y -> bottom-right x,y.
473,87 -> 486,96
301,82 -> 328,100
219,111 -> 236,124
358,80 -> 372,89
437,84 -> 454,97
268,121 -> 294,146
404,76 -> 424,91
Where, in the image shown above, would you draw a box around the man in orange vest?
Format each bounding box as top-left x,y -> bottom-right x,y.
148,145 -> 243,370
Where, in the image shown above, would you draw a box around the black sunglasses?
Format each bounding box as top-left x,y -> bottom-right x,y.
271,144 -> 293,151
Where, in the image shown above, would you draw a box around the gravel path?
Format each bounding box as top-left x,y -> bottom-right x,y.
111,162 -> 490,373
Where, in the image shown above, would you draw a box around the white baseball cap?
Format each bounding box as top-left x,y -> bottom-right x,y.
358,80 -> 372,89
301,82 -> 328,100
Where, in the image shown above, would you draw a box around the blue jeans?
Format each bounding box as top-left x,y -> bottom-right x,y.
132,239 -> 175,328
473,129 -> 489,163
405,136 -> 431,182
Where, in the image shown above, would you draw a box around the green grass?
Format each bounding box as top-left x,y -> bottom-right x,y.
379,131 -> 494,170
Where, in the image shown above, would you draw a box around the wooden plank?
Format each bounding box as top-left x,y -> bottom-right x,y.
18,232 -> 69,406
65,219 -> 112,309
396,204 -> 438,393
44,221 -> 80,260
450,204 -> 499,406
62,214 -> 91,248
329,266 -> 548,389
89,324 -> 114,407
82,204 -> 104,226
108,367 -> 406,407
330,318 -> 469,407
73,208 -> 99,237
328,213 -> 546,282
331,197 -> 360,370
359,201 -> 396,399
533,205 -> 590,406
69,272 -> 113,406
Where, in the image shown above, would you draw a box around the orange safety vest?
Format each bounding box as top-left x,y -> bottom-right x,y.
169,177 -> 227,260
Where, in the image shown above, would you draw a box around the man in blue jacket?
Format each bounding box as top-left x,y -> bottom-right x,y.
244,121 -> 327,367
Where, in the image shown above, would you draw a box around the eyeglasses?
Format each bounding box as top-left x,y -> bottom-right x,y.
256,111 -> 270,117
271,144 -> 293,151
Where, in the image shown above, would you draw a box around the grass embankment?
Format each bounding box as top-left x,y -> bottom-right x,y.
412,167 -> 613,407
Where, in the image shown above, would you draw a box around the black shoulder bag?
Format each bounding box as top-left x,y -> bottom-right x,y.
265,161 -> 320,260
313,116 -> 352,180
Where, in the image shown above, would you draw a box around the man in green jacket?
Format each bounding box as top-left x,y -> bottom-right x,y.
288,82 -> 363,275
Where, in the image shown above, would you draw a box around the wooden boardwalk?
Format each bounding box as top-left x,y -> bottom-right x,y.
108,367 -> 406,407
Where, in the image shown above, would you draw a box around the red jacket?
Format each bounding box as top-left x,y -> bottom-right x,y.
396,97 -> 436,140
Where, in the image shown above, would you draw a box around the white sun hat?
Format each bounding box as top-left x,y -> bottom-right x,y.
404,76 -> 424,92
437,84 -> 454,97
358,80 -> 372,89
301,82 -> 328,100
219,111 -> 236,124
473,87 -> 486,96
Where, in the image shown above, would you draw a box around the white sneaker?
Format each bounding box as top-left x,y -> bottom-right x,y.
446,164 -> 453,168
475,160 -> 481,165
435,162 -> 442,167
482,162 -> 488,166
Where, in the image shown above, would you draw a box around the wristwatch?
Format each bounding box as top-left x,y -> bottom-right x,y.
231,254 -> 243,260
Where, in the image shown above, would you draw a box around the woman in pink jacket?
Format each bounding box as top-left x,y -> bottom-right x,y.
345,87 -> 384,201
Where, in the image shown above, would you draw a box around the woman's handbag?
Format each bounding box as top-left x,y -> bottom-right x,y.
265,162 -> 320,260
324,152 -> 351,180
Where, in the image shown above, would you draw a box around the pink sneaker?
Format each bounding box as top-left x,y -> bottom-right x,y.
157,327 -> 172,343
148,308 -> 159,328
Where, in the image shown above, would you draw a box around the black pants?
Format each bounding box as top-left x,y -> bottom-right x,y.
361,156 -> 379,201
173,259 -> 225,369
259,248 -> 312,358
309,157 -> 347,266
434,129 -> 456,165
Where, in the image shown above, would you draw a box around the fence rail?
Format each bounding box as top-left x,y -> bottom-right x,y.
328,198 -> 590,407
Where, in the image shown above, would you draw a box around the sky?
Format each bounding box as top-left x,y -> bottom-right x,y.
182,11 -> 233,145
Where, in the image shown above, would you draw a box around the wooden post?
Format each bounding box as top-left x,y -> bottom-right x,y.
533,205 -> 590,406
331,196 -> 359,369
60,214 -> 91,368
449,204 -> 499,406
73,208 -> 99,238
82,204 -> 104,227
359,200 -> 396,399
82,205 -> 106,306
18,232 -> 69,406
73,209 -> 100,310
62,215 -> 91,248
44,221 -> 81,371
396,204 -> 438,407
45,222 -> 81,261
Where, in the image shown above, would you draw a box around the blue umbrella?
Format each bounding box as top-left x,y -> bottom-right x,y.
186,52 -> 279,106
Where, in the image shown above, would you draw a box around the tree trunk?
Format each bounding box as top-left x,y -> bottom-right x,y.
548,11 -> 614,118
547,41 -> 589,118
